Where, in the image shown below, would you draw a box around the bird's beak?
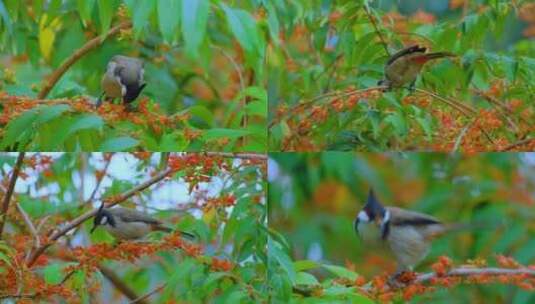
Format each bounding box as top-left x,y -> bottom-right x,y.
90,225 -> 97,233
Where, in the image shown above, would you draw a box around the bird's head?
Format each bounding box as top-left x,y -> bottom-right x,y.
91,203 -> 115,233
354,188 -> 389,234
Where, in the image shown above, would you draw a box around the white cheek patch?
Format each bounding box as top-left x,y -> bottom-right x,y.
383,210 -> 390,223
100,216 -> 108,225
357,211 -> 370,222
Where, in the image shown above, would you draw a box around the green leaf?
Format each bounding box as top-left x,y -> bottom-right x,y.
66,114 -> 104,137
0,108 -> 39,149
97,0 -> 112,33
131,0 -> 155,38
221,5 -> 261,56
202,128 -> 251,141
43,263 -> 63,285
76,0 -> 95,24
181,0 -> 209,59
295,272 -> 319,285
157,0 -> 180,43
34,104 -> 70,125
268,238 -> 296,284
99,136 -> 139,151
322,264 -> 359,280
189,105 -> 214,126
0,0 -> 13,34
294,260 -> 320,272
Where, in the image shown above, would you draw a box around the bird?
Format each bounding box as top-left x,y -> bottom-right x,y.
98,55 -> 146,109
354,189 -> 462,277
90,204 -> 194,241
377,45 -> 456,91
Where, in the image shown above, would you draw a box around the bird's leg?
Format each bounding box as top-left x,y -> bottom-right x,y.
96,92 -> 106,108
408,80 -> 416,94
124,102 -> 135,112
388,266 -> 411,288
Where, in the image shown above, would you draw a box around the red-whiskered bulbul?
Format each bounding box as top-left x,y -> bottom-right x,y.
354,189 -> 465,275
91,204 -> 194,240
378,45 -> 456,91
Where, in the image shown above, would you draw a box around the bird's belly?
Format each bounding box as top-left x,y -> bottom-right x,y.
101,75 -> 124,98
385,61 -> 422,88
387,226 -> 430,269
104,222 -> 151,240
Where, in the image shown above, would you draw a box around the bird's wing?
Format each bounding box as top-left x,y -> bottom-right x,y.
387,207 -> 441,226
386,45 -> 427,66
111,207 -> 162,225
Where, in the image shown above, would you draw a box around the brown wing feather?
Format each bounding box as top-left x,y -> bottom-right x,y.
387,207 -> 441,226
109,207 -> 162,225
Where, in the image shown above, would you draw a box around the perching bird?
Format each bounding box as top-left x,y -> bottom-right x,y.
378,45 -> 456,91
98,55 -> 146,109
90,204 -> 194,241
354,189 -> 463,275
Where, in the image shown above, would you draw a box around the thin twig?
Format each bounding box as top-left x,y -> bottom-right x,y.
269,86 -> 386,128
100,265 -> 146,303
85,154 -> 113,204
210,44 -> 245,94
129,283 -> 166,304
0,153 -> 25,239
451,118 -> 477,152
415,267 -> 535,284
414,88 -> 475,116
0,293 -> 36,300
499,137 -> 535,151
363,4 -> 390,56
26,168 -> 174,267
204,152 -> 267,160
15,203 -> 40,258
37,21 -> 132,99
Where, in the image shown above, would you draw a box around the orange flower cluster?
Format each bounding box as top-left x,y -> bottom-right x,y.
352,255 -> 535,302
281,88 -> 382,151
0,246 -> 75,302
66,232 -> 203,275
431,256 -> 453,276
211,257 -> 234,272
203,194 -> 237,212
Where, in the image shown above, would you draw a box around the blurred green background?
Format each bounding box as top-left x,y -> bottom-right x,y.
268,152 -> 535,303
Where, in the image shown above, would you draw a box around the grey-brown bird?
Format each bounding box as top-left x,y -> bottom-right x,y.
354,189 -> 464,275
91,205 -> 194,241
378,45 -> 456,91
98,55 -> 146,109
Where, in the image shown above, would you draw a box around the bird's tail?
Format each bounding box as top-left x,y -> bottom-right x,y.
443,221 -> 500,233
153,225 -> 195,239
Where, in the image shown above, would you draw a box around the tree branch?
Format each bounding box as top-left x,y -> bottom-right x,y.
26,168 -> 173,267
100,265 -> 147,304
0,152 -> 25,239
129,283 -> 166,304
415,267 -> 535,284
37,21 -> 132,99
204,152 -> 267,160
15,203 -> 40,256
363,4 -> 390,56
499,137 -> 535,151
